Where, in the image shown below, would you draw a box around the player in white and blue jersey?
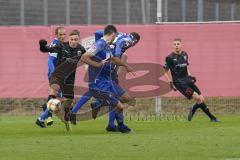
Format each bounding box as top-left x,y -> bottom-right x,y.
81,25 -> 126,117
91,30 -> 140,132
70,25 -> 132,125
41,26 -> 66,126
70,28 -> 140,133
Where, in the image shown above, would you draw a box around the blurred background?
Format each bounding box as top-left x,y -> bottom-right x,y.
0,0 -> 240,120
1,0 -> 240,25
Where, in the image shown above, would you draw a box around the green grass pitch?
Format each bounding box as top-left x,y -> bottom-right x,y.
0,115 -> 240,160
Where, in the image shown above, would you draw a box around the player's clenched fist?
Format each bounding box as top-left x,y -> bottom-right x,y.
39,39 -> 47,47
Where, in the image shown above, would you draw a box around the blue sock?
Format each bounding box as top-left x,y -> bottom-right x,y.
57,90 -> 62,97
42,103 -> 47,111
108,109 -> 116,128
72,91 -> 92,114
42,103 -> 53,118
39,109 -> 50,121
116,111 -> 124,126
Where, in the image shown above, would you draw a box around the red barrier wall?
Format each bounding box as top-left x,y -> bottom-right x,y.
0,24 -> 240,98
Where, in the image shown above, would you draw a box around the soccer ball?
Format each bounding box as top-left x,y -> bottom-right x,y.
47,99 -> 61,113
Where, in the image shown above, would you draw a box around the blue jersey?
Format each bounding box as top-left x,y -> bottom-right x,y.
47,38 -> 60,80
94,31 -> 134,82
113,32 -> 133,57
87,38 -> 122,105
87,38 -> 113,84
94,31 -> 133,59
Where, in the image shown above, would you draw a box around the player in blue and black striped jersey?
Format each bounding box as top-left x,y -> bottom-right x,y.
41,26 -> 66,126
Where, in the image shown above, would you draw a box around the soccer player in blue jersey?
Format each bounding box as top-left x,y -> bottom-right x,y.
91,30 -> 140,132
70,28 -> 140,133
41,26 -> 66,126
78,25 -> 135,130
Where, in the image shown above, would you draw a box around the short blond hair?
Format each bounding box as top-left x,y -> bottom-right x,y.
69,30 -> 80,37
173,38 -> 182,42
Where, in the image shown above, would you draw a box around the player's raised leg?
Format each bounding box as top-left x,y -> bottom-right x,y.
189,93 -> 219,122
69,91 -> 93,125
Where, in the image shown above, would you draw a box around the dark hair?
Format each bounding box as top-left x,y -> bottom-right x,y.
69,30 -> 80,37
173,38 -> 182,42
130,32 -> 140,41
104,25 -> 117,35
55,26 -> 65,35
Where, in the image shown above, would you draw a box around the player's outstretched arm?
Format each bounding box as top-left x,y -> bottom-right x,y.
187,69 -> 197,82
163,69 -> 177,91
117,53 -> 127,74
81,52 -> 107,68
110,56 -> 134,72
39,39 -> 61,53
163,68 -> 171,82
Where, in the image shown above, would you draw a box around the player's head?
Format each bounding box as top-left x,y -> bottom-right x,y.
103,25 -> 117,44
55,26 -> 66,43
69,30 -> 80,48
129,32 -> 140,47
173,38 -> 182,53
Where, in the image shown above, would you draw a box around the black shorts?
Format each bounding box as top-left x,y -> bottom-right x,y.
90,89 -> 119,108
50,61 -> 77,99
173,77 -> 201,99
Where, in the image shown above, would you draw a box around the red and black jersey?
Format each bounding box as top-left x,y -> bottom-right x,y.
164,51 -> 189,82
49,42 -> 86,67
39,41 -> 86,99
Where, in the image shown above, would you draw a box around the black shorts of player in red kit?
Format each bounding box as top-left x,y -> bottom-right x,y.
173,77 -> 201,99
49,60 -> 77,99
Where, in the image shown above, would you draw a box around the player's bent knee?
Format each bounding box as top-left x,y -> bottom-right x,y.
199,95 -> 205,102
120,93 -> 136,105
120,93 -> 131,102
192,92 -> 202,103
115,102 -> 124,113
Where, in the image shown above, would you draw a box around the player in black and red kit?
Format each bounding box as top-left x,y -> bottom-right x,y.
35,30 -> 86,128
164,38 -> 219,122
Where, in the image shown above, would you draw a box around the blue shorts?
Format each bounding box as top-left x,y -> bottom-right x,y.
111,81 -> 125,97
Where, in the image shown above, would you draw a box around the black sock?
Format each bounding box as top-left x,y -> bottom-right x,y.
199,103 -> 216,120
47,95 -> 56,101
64,107 -> 72,121
192,103 -> 200,116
